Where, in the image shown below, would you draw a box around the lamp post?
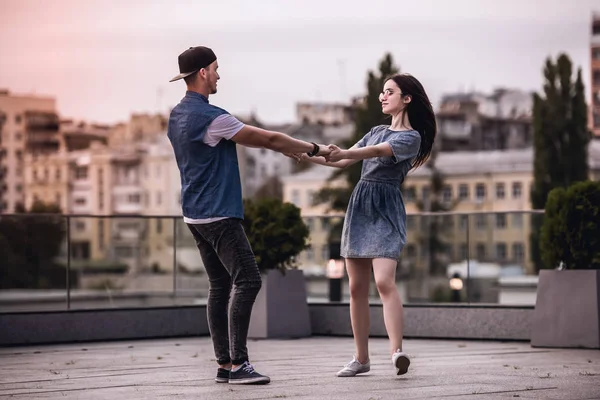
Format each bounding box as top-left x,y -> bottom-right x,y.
449,272 -> 463,303
327,242 -> 344,302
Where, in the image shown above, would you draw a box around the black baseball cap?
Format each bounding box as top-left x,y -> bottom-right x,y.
169,46 -> 217,82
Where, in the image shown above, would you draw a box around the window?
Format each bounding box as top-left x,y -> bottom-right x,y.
128,194 -> 140,203
594,48 -> 600,61
115,246 -> 134,258
476,214 -> 486,230
476,243 -> 486,261
307,190 -> 315,206
405,244 -> 416,259
406,215 -> 416,230
321,245 -> 329,261
459,243 -> 468,260
305,246 -> 314,262
15,132 -> 22,141
442,215 -> 454,229
421,186 -> 430,202
291,190 -> 301,206
157,219 -> 163,234
55,192 -> 61,206
404,186 -> 416,202
495,213 -> 506,229
75,221 -> 86,231
55,167 -> 61,181
512,242 -> 524,262
458,184 -> 469,200
74,197 -> 86,206
495,183 -> 505,199
305,218 -> 314,231
15,114 -> 21,124
512,182 -> 522,199
496,243 -> 507,260
512,214 -> 523,228
75,166 -> 88,180
475,183 -> 486,200
98,221 -> 104,251
442,185 -> 452,203
156,192 -> 162,206
594,70 -> 600,86
459,215 -> 468,230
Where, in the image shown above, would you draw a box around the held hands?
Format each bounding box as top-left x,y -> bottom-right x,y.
324,144 -> 345,162
284,143 -> 347,163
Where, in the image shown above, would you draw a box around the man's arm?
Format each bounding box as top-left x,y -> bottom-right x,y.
231,125 -> 330,156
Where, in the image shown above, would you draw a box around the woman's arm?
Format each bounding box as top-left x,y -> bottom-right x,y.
300,143 -> 362,168
327,142 -> 393,162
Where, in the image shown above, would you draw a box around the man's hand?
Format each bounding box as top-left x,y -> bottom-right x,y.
325,144 -> 346,162
315,144 -> 331,157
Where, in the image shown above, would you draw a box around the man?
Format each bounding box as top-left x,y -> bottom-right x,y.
167,46 -> 331,385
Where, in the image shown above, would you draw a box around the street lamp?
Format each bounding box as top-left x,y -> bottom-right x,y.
327,242 -> 344,302
449,272 -> 463,303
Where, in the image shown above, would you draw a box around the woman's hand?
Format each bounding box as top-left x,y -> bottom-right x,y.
325,144 -> 347,162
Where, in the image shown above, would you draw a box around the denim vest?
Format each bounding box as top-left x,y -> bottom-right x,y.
167,91 -> 243,219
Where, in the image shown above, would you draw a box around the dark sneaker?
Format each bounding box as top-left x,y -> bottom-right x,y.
228,362 -> 270,385
215,367 -> 230,383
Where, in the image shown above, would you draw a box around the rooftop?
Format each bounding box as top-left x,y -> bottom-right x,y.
1,337 -> 598,399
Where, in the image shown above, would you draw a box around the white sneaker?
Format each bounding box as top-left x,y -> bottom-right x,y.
392,350 -> 410,375
336,356 -> 370,377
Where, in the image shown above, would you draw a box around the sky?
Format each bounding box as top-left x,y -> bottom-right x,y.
1,0 -> 599,125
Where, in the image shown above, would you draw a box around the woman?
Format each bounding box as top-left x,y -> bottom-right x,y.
302,73 -> 436,377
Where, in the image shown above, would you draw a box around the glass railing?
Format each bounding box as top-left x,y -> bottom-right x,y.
0,211 -> 543,312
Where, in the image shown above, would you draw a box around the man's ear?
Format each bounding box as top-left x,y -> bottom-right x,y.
198,68 -> 207,79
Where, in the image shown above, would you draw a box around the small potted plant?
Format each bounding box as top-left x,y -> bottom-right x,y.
242,197 -> 312,339
531,180 -> 600,348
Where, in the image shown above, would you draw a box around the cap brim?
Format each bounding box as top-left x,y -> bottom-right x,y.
169,70 -> 198,82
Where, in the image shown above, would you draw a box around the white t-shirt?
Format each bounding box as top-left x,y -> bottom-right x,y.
183,114 -> 245,225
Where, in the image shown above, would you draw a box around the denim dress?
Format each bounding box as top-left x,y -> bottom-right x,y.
340,125 -> 421,260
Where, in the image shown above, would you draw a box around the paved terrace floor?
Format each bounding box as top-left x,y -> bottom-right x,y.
1,337 -> 599,400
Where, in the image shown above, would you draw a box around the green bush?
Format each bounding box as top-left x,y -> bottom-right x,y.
540,181 -> 600,269
242,197 -> 310,274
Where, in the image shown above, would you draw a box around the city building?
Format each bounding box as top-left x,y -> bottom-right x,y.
437,88 -> 533,152
0,90 -> 58,213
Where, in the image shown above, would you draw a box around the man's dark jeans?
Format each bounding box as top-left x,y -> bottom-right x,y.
187,218 -> 262,365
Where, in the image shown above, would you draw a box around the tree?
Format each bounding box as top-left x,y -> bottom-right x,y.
0,200 -> 66,289
242,198 -> 310,273
414,145 -> 456,276
530,53 -> 590,271
315,53 -> 400,242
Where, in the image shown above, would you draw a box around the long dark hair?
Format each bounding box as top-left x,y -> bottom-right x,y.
387,73 -> 436,169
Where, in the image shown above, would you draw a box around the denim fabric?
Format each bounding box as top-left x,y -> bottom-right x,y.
187,218 -> 262,365
168,91 -> 244,220
341,126 -> 421,259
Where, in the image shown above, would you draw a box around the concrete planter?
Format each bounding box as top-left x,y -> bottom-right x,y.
248,269 -> 311,339
531,270 -> 600,349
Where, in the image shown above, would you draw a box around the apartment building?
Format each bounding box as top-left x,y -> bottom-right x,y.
0,90 -> 58,213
